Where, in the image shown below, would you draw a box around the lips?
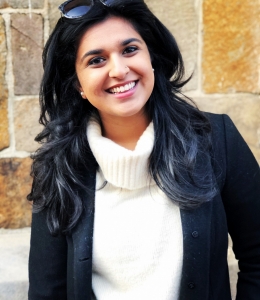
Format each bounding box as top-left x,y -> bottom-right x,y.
107,81 -> 138,94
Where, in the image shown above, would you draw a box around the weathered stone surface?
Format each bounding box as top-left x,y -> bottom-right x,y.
203,0 -> 260,93
0,158 -> 32,228
14,98 -> 42,152
194,95 -> 260,163
0,0 -> 43,9
0,16 -> 9,151
147,0 -> 198,91
0,96 -> 9,151
48,0 -> 61,33
11,14 -> 43,95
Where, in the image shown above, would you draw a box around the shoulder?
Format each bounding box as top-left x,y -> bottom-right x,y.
204,112 -> 255,160
204,112 -> 235,135
204,111 -> 259,189
204,112 -> 246,152
202,112 -> 259,189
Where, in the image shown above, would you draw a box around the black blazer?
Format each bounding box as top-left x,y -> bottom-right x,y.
28,114 -> 260,300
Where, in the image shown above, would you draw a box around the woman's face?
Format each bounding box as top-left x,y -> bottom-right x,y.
75,16 -> 154,122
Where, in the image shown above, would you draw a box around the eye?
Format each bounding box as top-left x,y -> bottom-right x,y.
123,46 -> 138,55
88,56 -> 106,66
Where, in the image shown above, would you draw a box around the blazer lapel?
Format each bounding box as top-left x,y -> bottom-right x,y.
70,169 -> 96,300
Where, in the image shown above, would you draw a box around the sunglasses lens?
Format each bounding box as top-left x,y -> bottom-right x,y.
66,5 -> 90,17
62,0 -> 92,18
60,0 -> 145,18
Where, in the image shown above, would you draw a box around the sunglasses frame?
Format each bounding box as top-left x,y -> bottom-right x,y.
59,0 -> 144,19
58,0 -> 113,19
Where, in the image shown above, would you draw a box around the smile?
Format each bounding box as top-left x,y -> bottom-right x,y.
107,81 -> 137,94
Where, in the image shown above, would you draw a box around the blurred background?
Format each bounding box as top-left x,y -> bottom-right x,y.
0,0 -> 259,298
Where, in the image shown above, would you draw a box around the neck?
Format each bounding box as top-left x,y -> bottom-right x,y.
99,112 -> 150,151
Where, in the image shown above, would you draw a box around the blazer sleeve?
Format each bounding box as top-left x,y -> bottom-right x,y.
216,114 -> 260,300
28,208 -> 68,300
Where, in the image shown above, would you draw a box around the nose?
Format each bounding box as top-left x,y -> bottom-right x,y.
108,56 -> 129,79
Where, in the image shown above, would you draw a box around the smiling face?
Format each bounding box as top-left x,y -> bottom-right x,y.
75,16 -> 154,123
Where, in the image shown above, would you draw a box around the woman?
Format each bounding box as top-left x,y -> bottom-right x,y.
28,0 -> 260,299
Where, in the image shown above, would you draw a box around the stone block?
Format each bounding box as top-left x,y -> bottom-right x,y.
0,158 -> 32,228
0,0 -> 43,9
11,14 -> 43,95
146,0 -> 198,91
14,98 -> 42,152
203,0 -> 260,93
194,96 -> 260,163
0,16 -> 9,151
48,0 -> 61,33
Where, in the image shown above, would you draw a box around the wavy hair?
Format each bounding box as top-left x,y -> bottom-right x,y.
28,0 -> 216,234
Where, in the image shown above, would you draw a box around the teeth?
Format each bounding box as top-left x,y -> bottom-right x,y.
109,81 -> 136,94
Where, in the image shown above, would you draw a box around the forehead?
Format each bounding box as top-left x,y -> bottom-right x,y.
77,16 -> 143,50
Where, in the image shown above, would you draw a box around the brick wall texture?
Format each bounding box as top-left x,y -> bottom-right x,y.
0,0 -> 259,219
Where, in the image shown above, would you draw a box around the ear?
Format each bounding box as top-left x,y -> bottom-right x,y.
74,79 -> 87,99
80,91 -> 87,99
73,78 -> 81,92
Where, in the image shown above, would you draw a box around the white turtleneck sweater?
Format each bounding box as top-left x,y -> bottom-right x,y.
87,120 -> 183,300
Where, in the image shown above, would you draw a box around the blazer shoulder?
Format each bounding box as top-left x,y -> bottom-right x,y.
202,112 -> 242,191
204,112 -> 241,152
204,112 -> 229,134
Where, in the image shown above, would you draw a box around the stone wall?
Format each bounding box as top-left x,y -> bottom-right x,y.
0,0 -> 259,228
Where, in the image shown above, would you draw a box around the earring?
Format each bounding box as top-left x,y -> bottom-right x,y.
152,68 -> 154,72
80,91 -> 84,97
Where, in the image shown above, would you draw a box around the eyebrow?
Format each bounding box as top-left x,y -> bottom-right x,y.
79,38 -> 143,63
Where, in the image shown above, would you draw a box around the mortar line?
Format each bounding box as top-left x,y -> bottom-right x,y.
258,19 -> 260,93
186,91 -> 260,99
1,13 -> 16,158
43,0 -> 50,44
197,0 -> 203,97
0,8 -> 45,14
15,95 -> 39,101
28,0 -> 32,19
0,151 -> 31,158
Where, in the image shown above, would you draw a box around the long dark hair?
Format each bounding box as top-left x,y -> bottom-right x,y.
28,0 -> 216,234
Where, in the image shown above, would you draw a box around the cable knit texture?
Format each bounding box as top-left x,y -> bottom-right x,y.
87,120 -> 183,300
87,120 -> 154,190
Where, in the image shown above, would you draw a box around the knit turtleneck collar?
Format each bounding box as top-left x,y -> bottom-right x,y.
87,120 -> 154,190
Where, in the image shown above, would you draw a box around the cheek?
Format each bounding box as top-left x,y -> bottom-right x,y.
146,71 -> 155,99
78,72 -> 104,97
140,58 -> 154,83
144,66 -> 155,89
89,82 -> 104,99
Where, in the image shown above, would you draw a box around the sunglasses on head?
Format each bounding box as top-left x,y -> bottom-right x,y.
59,0 -> 141,19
